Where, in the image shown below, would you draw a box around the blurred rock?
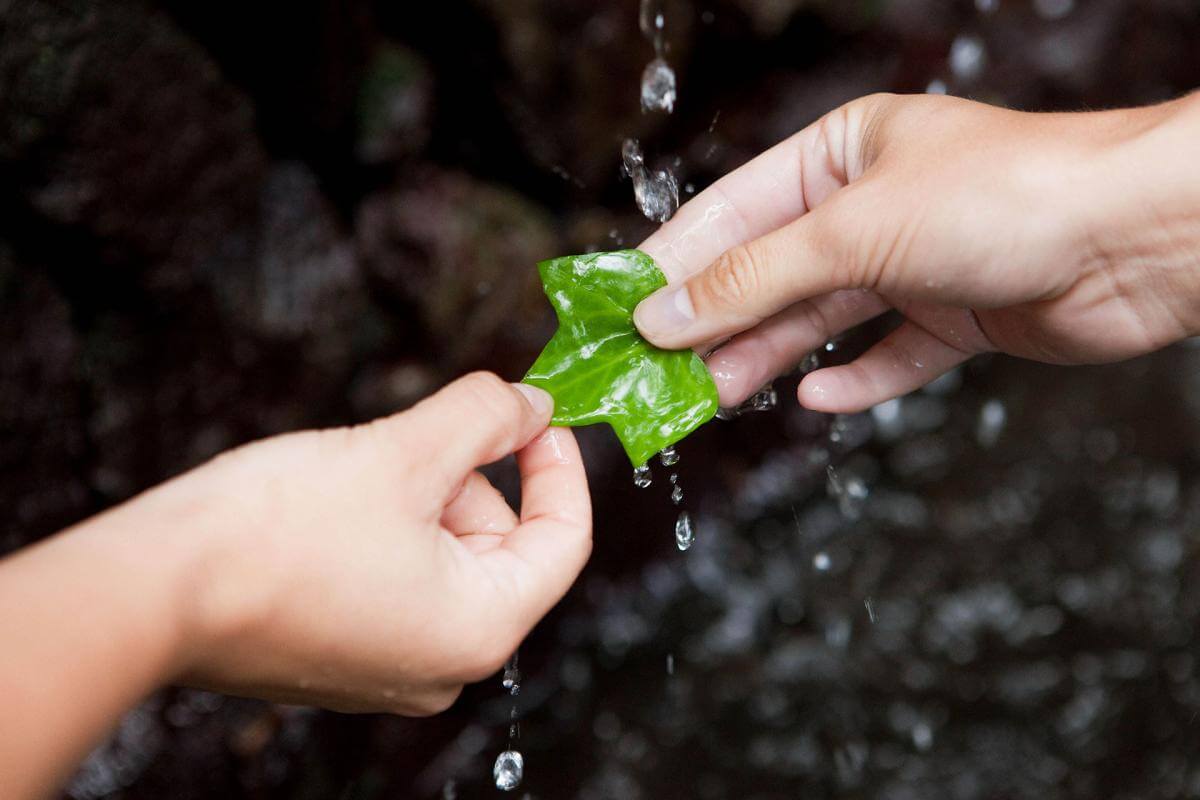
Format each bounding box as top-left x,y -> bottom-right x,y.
356,168 -> 557,372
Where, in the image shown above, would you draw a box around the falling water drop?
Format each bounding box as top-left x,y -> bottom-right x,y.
813,551 -> 831,572
493,750 -> 524,792
501,651 -> 521,696
633,464 -> 653,489
675,511 -> 695,551
659,445 -> 680,466
640,58 -> 676,113
977,398 -> 1007,448
671,484 -> 684,505
666,653 -> 675,675
827,464 -> 869,520
865,597 -> 877,624
622,138 -> 679,222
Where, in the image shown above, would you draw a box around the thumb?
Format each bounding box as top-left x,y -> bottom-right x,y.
633,195 -> 863,350
400,372 -> 555,492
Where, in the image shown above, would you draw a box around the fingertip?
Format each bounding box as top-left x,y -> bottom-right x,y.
513,382 -> 554,421
705,349 -> 757,407
633,285 -> 696,348
798,370 -> 846,412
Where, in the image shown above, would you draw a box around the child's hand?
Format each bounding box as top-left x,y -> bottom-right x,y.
633,92 -> 1200,412
164,372 -> 590,715
0,372 -> 590,797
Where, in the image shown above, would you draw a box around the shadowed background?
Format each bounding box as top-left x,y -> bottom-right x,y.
4,1 -> 1200,798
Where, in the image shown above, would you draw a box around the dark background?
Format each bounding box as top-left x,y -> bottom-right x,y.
4,0 -> 1200,798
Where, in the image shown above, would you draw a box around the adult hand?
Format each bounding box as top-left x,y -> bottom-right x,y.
634,92 -> 1200,412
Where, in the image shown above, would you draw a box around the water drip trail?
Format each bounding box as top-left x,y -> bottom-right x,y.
492,651 -> 523,791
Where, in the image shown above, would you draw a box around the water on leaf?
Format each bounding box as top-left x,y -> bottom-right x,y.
493,750 -> 524,792
633,464 -> 653,489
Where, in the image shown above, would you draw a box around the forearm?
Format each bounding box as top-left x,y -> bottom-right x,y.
0,482 -> 206,799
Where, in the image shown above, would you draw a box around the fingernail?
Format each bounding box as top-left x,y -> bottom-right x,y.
514,383 -> 554,416
634,286 -> 695,340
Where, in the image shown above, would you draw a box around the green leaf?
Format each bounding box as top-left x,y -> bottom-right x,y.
523,249 -> 719,467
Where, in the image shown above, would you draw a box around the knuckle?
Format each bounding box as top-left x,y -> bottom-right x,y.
703,245 -> 763,311
457,371 -> 526,428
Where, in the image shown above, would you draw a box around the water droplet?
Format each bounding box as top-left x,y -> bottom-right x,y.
633,464 -> 653,489
799,352 -> 821,373
949,35 -> 987,82
493,750 -> 524,792
640,58 -> 676,113
865,597 -> 877,624
976,398 -> 1007,448
675,511 -> 695,551
666,653 -> 675,675
671,484 -> 684,505
827,464 -> 869,520
501,651 -> 521,696
659,445 -> 680,466
622,138 -> 679,222
813,551 -> 831,571
1034,0 -> 1073,19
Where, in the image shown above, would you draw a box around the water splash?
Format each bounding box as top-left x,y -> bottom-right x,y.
622,139 -> 679,222
501,651 -> 521,696
633,464 -> 653,489
493,750 -> 524,792
826,464 -> 869,520
675,511 -> 695,551
640,58 -> 676,113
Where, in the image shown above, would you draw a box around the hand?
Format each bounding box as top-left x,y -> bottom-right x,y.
172,372 -> 591,715
633,92 -> 1200,412
0,372 -> 590,799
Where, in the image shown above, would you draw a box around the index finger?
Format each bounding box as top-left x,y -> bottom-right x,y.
639,99 -> 864,282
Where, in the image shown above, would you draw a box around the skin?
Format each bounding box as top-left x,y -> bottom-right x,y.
0,373 -> 590,800
7,92 -> 1200,799
634,92 -> 1200,412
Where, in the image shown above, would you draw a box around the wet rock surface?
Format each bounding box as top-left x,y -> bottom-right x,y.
2,1 -> 1200,798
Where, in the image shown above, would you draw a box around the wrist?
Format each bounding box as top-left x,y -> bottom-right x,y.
1082,94 -> 1200,340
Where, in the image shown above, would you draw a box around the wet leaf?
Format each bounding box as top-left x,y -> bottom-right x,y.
523,250 -> 718,466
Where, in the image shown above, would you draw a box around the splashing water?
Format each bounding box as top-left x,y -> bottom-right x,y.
659,445 -> 680,466
622,139 -> 679,222
633,464 -> 653,489
675,511 -> 695,551
716,383 -> 778,420
493,750 -> 524,792
501,651 -> 521,696
641,58 -> 676,113
826,464 -> 869,520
